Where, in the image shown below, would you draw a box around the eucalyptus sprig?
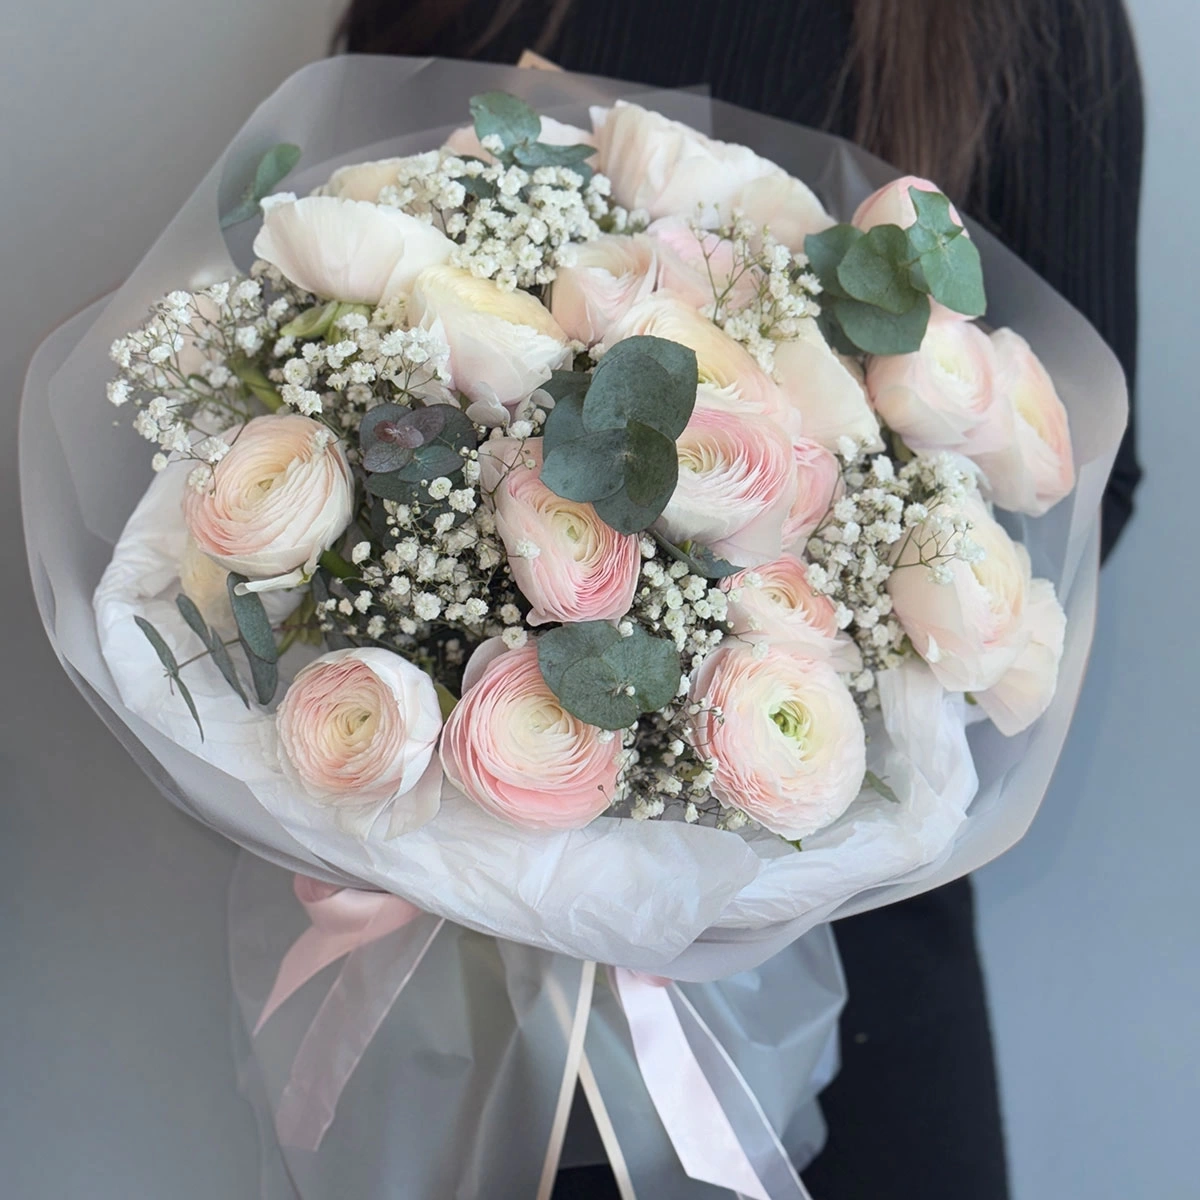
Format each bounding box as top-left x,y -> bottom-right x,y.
805,187 -> 986,356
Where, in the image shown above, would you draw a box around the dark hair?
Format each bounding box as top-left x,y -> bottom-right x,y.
335,0 -> 1109,201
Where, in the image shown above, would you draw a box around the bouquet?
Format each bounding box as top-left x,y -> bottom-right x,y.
22,56 -> 1126,1198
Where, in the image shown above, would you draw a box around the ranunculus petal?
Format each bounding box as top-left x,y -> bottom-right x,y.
253,196 -> 454,304
551,234 -> 658,345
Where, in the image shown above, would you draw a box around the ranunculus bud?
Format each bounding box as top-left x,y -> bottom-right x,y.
183,413 -> 354,582
440,641 -> 621,830
689,640 -> 866,840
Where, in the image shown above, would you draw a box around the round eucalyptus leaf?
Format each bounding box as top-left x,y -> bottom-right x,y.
836,225 -> 921,316
540,428 -> 631,502
537,620 -> 622,697
556,657 -> 641,730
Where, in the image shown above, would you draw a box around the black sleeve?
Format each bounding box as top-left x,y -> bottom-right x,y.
976,0 -> 1144,561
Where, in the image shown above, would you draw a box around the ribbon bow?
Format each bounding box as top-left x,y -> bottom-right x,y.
255,877 -> 814,1199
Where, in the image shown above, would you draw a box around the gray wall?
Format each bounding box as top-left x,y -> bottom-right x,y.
1,1 -> 1196,1197
975,2 -> 1200,1197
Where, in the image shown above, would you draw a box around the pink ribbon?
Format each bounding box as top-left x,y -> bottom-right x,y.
253,875 -> 443,1150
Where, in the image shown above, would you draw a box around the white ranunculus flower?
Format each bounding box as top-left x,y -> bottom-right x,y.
729,171 -> 834,249
253,195 -> 454,305
887,490 -> 1032,693
689,640 -> 867,840
773,318 -> 882,450
591,101 -> 831,230
408,265 -> 572,413
276,648 -> 444,829
972,329 -> 1075,517
976,578 -> 1066,735
183,413 -> 354,584
549,233 -> 658,346
319,157 -> 407,203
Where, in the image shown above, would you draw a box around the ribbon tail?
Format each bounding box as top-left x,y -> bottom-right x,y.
535,959 -> 597,1200
273,915 -> 444,1151
254,925 -> 365,1036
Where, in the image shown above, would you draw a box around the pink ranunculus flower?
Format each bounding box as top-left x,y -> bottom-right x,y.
887,490 -> 1033,693
975,577 -> 1066,735
972,329 -> 1075,516
253,195 -> 454,305
602,293 -> 788,425
590,102 -> 831,237
852,174 -> 966,234
479,438 -> 641,626
409,265 -> 572,413
440,640 -> 621,830
689,640 -> 867,840
549,233 -> 658,346
656,386 -> 798,568
183,414 -> 354,583
866,312 -> 1005,456
275,648 -> 444,827
723,556 -> 861,671
646,216 -> 760,314
781,437 -> 841,548
773,318 -> 882,450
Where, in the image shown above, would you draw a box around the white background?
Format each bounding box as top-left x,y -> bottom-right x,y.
1,1 -> 1197,1196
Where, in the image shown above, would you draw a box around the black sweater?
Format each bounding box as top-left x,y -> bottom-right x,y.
353,0 -> 1145,560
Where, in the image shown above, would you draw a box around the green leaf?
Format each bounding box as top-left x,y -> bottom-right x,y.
365,472 -> 425,503
175,594 -> 209,643
281,300 -> 341,341
245,652 -> 279,707
918,232 -> 986,317
458,174 -> 498,201
835,294 -> 931,356
135,615 -> 180,676
253,144 -> 303,201
592,490 -> 667,536
541,427 -> 630,501
815,307 -> 860,357
135,616 -> 203,739
836,224 -> 921,315
174,676 -> 205,741
622,421 -> 678,506
229,355 -> 283,412
540,369 -> 592,406
226,574 -> 278,664
469,91 -> 541,154
541,391 -> 589,454
512,141 -> 595,180
904,187 -> 986,318
585,343 -> 697,441
220,143 -> 301,229
803,224 -> 863,300
537,621 -> 681,731
864,770 -> 900,804
537,621 -> 622,696
652,531 -> 741,579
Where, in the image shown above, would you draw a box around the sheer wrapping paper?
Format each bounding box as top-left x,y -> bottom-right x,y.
21,55 -> 1124,981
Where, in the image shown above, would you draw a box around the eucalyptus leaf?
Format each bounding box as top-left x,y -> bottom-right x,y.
621,421 -> 678,507
469,91 -> 541,154
540,428 -> 631,501
208,636 -> 249,708
539,369 -> 592,406
175,594 -> 209,642
652,532 -> 741,579
219,143 -> 301,229
600,627 -> 681,713
836,225 -> 921,315
593,489 -> 671,536
584,350 -> 695,440
835,294 -> 931,356
362,441 -> 415,473
803,225 -> 863,299
864,770 -> 900,804
245,652 -> 279,707
174,677 -> 205,740
365,471 -> 425,502
226,574 -> 278,664
391,442 -> 468,482
360,402 -> 413,448
557,658 -> 641,729
537,621 -> 622,697
816,307 -> 860,357
135,616 -> 180,676
458,175 -> 498,201
541,391 -> 588,454
918,232 -> 986,317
